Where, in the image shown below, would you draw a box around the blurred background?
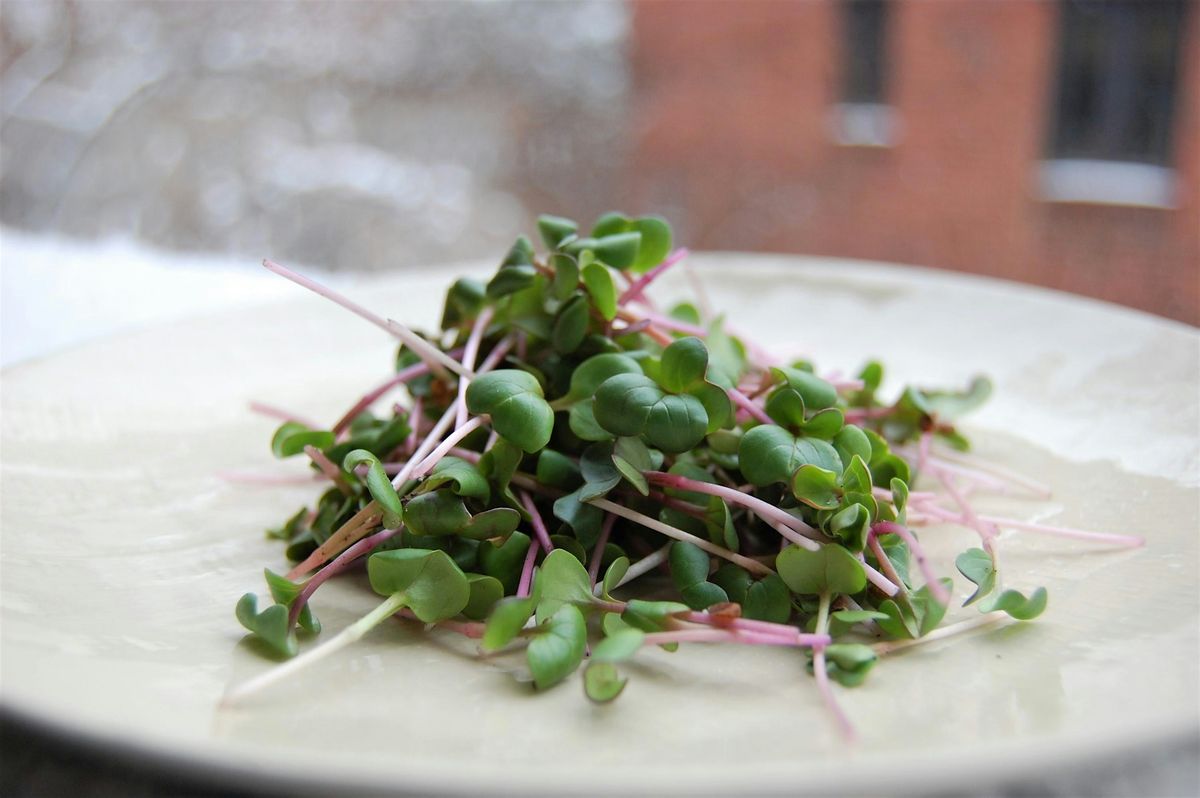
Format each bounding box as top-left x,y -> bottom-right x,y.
1,0 -> 1196,330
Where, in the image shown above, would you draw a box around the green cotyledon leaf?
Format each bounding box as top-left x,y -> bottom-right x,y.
466,370 -> 554,453
527,604 -> 587,690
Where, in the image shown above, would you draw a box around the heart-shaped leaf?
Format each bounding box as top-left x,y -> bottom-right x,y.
404,490 -> 471,537
482,592 -> 538,651
463,574 -> 504,620
583,662 -> 628,703
366,549 -> 470,622
538,214 -> 578,250
552,293 -> 589,354
776,544 -> 867,596
534,548 -> 596,623
235,593 -> 297,658
659,337 -> 709,393
466,370 -> 554,453
770,367 -> 838,410
742,573 -> 791,623
527,604 -> 587,690
669,541 -> 729,610
419,456 -> 490,501
833,425 -> 873,468
979,586 -> 1047,620
590,213 -> 672,273
955,548 -> 997,606
478,531 -> 531,594
738,425 -> 842,486
792,464 -> 841,510
440,277 -> 486,330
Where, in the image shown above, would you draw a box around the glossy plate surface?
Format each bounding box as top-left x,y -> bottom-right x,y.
2,255 -> 1197,795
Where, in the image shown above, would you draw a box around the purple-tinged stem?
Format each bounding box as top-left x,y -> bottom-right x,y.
917,432 -> 932,474
868,536 -> 907,596
930,445 -> 1052,498
900,450 -> 1012,494
827,378 -> 865,392
395,608 -> 485,638
455,308 -> 496,429
645,472 -> 818,536
389,403 -> 457,489
288,527 -> 401,628
616,318 -> 652,336
727,387 -> 773,425
916,502 -> 1144,547
588,513 -> 618,585
332,359 -> 445,435
930,465 -> 998,558
262,259 -> 465,380
639,628 -> 823,648
304,444 -> 353,495
588,497 -> 772,576
872,521 -> 950,604
517,537 -> 541,598
519,490 -> 556,552
410,416 -> 488,481
477,334 -> 515,373
857,552 -> 901,596
843,406 -> 894,424
405,396 -> 423,455
618,248 -> 689,306
872,486 -> 937,503
812,592 -> 856,742
679,612 -> 827,646
249,401 -> 321,429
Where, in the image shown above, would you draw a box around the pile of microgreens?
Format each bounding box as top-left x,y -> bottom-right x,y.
224,212 -> 1143,739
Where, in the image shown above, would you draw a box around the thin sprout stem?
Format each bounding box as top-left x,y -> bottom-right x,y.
287,504 -> 382,580
332,359 -> 445,435
678,612 -> 827,646
588,513 -> 618,586
873,612 -> 1010,656
409,415 -> 487,481
517,537 -> 541,598
812,591 -> 856,742
405,396 -> 423,455
640,628 -> 824,648
727,387 -> 773,425
395,608 -> 485,638
223,591 -> 408,707
390,403 -> 457,489
476,334 -> 515,373
930,445 -> 1053,498
915,502 -> 1144,547
617,248 -> 689,305
868,536 -> 908,597
304,445 -> 353,495
288,527 -> 401,627
248,401 -> 321,429
645,472 -> 819,536
262,259 -> 463,380
609,542 -> 671,591
455,308 -> 495,429
872,521 -> 950,604
587,498 -> 772,576
518,490 -> 556,552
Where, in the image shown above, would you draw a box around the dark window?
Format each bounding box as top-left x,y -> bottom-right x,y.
1049,0 -> 1189,164
842,0 -> 890,104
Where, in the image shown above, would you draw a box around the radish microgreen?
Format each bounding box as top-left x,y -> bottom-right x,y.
226,212 -> 1144,738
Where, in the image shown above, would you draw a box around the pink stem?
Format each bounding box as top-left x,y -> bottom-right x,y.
395,608 -> 485,638
477,334 -> 515,373
872,521 -> 950,604
519,490 -> 556,552
263,259 -> 467,379
389,403 -> 457,489
588,513 -> 618,586
843,406 -> 894,423
916,502 -> 1144,547
517,537 -> 541,598
405,396 -> 423,455
678,612 -> 826,646
249,401 -> 321,429
640,628 -> 827,648
332,359 -> 447,435
727,387 -> 773,425
409,416 -> 487,481
455,308 -> 496,429
813,648 -> 857,742
618,248 -> 689,305
304,445 -> 352,494
288,527 -> 401,627
645,472 -> 818,536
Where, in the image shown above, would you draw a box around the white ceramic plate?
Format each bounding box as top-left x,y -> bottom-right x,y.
2,255 -> 1197,796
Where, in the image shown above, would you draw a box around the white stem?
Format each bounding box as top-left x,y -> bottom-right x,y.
588,498 -> 772,576
873,612 -> 1010,656
390,403 -> 457,489
222,592 -> 407,706
409,416 -> 487,481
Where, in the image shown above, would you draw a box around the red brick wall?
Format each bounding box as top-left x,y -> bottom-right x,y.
627,0 -> 1199,325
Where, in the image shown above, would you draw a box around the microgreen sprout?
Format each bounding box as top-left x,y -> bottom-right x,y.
225,212 -> 1145,739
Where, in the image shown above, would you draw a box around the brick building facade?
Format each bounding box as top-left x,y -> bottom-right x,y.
627,1 -> 1199,325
